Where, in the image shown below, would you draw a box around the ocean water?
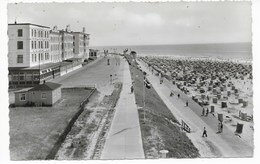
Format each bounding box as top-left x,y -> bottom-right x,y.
90,42 -> 252,61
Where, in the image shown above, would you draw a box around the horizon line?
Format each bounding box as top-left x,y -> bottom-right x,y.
90,41 -> 251,47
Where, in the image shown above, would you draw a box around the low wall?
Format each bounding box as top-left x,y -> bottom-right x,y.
45,88 -> 96,160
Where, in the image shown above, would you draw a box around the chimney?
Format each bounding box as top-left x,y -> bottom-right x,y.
66,24 -> 70,32
14,19 -> 17,24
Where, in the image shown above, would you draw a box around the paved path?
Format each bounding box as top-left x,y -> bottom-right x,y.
101,60 -> 145,159
137,60 -> 253,157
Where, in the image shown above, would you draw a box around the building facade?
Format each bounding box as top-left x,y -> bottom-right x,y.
14,82 -> 62,106
60,25 -> 74,60
8,23 -> 51,68
50,26 -> 62,63
72,27 -> 90,60
8,23 -> 91,88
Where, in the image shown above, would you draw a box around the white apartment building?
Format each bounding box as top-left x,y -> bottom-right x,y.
60,25 -> 74,60
8,23 -> 91,88
72,27 -> 90,60
8,23 -> 51,68
50,26 -> 62,63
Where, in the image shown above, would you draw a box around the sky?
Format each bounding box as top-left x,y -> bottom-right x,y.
7,1 -> 252,46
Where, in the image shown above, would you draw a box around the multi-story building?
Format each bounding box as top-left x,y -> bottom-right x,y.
50,26 -> 62,63
8,22 -> 54,87
8,22 -> 51,68
72,27 -> 90,60
60,25 -> 74,60
8,23 -> 91,88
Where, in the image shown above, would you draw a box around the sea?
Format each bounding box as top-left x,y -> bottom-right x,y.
90,42 -> 252,62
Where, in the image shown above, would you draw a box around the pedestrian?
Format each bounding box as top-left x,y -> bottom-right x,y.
177,94 -> 180,99
218,122 -> 221,133
170,91 -> 174,97
220,122 -> 223,133
110,74 -> 113,84
202,127 -> 207,137
205,108 -> 209,116
186,100 -> 189,107
202,108 -> 205,116
131,85 -> 134,93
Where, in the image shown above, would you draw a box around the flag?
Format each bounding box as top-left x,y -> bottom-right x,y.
144,77 -> 151,89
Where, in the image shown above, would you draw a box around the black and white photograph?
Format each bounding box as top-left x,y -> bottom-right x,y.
0,0 -> 259,162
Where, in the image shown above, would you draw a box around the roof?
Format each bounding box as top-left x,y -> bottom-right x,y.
14,87 -> 34,93
89,49 -> 99,52
29,82 -> 61,91
73,32 -> 90,35
8,23 -> 50,29
64,58 -> 82,62
23,62 -> 60,71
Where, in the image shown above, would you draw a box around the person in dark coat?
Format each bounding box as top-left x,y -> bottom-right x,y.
202,127 -> 207,137
205,108 -> 209,116
131,85 -> 134,93
220,122 -> 223,133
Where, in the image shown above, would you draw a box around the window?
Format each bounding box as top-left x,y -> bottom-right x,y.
41,93 -> 47,99
26,74 -> 33,81
20,93 -> 26,101
12,73 -> 18,81
34,41 -> 36,49
17,55 -> 23,63
35,54 -> 37,62
41,53 -> 43,61
18,29 -> 23,37
17,41 -> 23,49
34,29 -> 36,37
32,54 -> 34,62
41,41 -> 43,48
31,29 -> 33,37
19,72 -> 25,81
32,41 -> 34,49
33,72 -> 40,81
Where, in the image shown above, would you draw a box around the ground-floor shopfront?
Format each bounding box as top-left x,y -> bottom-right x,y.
9,59 -> 82,88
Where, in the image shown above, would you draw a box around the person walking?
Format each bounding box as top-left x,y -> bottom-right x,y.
186,100 -> 189,107
131,85 -> 134,93
218,122 -> 221,133
177,94 -> 180,99
202,127 -> 207,137
202,108 -> 205,116
205,108 -> 209,116
220,122 -> 223,133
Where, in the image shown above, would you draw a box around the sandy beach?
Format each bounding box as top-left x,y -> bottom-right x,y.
138,55 -> 253,157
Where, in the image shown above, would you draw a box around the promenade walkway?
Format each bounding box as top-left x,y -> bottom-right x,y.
137,60 -> 253,158
101,59 -> 145,159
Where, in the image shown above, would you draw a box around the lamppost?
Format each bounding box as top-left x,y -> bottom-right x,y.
143,76 -> 146,123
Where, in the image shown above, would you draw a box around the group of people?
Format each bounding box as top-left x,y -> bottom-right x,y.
201,108 -> 209,116
170,91 -> 180,98
170,91 -> 189,107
